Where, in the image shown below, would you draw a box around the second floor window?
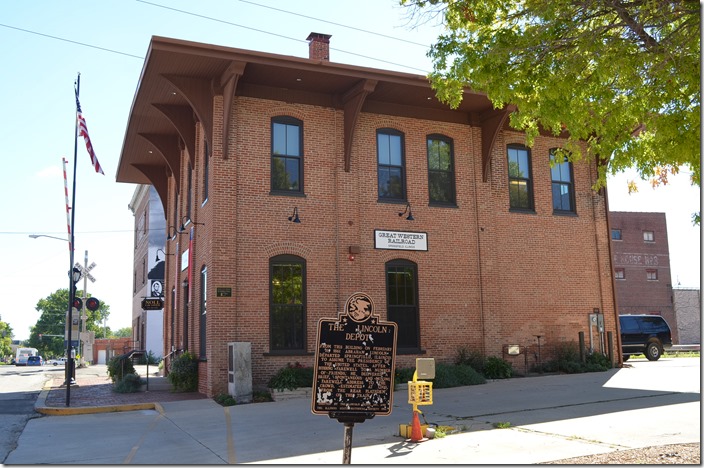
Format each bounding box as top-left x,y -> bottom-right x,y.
271,116 -> 303,193
507,145 -> 533,211
643,231 -> 654,242
611,229 -> 622,240
427,134 -> 456,205
377,129 -> 405,200
646,269 -> 658,281
550,150 -> 575,213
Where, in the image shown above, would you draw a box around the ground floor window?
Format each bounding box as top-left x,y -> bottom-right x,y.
270,255 -> 306,351
386,259 -> 420,351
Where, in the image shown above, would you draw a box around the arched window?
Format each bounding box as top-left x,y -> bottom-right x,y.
550,149 -> 575,213
507,145 -> 534,211
269,255 -> 306,351
271,116 -> 303,193
427,134 -> 456,205
385,259 -> 420,351
377,128 -> 406,200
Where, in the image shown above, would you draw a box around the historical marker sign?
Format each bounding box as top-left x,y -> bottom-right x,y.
312,292 -> 397,417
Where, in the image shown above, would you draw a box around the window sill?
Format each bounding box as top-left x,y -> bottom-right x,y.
377,198 -> 407,205
269,191 -> 307,198
428,202 -> 458,209
509,208 -> 536,215
263,350 -> 314,357
553,210 -> 577,217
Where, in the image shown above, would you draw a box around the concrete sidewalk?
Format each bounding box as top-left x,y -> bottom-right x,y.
6,358 -> 700,464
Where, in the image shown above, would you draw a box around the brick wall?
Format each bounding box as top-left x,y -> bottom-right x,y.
160,96 -> 616,396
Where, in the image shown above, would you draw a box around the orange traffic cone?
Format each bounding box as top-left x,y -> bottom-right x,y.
410,411 -> 423,442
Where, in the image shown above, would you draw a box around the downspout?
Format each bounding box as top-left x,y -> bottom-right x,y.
472,129 -> 487,356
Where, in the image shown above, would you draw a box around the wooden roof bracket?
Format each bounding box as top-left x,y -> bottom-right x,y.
137,132 -> 182,188
480,105 -> 516,182
220,61 -> 247,160
132,163 -> 169,215
342,79 -> 377,172
152,104 -> 196,163
162,74 -> 214,169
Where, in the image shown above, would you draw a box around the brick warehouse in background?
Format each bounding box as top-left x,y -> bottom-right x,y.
609,211 -> 677,343
116,33 -> 620,398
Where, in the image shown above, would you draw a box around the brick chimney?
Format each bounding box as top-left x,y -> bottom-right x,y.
307,32 -> 332,61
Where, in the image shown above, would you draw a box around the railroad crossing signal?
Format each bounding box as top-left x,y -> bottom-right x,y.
73,261 -> 97,283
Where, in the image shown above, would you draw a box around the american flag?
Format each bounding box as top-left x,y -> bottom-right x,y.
76,96 -> 104,175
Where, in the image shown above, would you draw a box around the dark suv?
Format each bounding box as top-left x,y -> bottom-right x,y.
619,315 -> 672,361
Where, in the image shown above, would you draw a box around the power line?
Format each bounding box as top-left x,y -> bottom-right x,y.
0,23 -> 143,59
136,0 -> 430,73
236,0 -> 429,48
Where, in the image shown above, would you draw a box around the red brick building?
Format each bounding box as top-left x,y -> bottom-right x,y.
116,34 -> 619,397
609,211 -> 677,342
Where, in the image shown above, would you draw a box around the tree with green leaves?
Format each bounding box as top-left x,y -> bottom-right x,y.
29,288 -> 111,358
113,327 -> 132,338
0,320 -> 13,361
402,0 -> 699,221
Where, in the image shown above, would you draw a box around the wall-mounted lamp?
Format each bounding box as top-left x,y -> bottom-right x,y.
178,216 -> 205,233
155,248 -> 174,262
288,207 -> 301,223
182,279 -> 189,288
348,245 -> 361,261
398,203 -> 414,221
168,225 -> 185,238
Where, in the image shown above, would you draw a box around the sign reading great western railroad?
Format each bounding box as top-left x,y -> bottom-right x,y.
374,230 -> 428,251
312,292 -> 397,417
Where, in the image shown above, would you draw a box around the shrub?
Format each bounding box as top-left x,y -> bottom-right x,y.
114,373 -> 144,393
432,363 -> 486,388
253,390 -> 273,403
455,346 -> 486,374
268,362 -> 313,391
394,367 -> 415,386
533,342 -> 612,374
107,354 -> 137,384
483,356 -> 513,379
168,351 -> 198,392
214,393 -> 237,406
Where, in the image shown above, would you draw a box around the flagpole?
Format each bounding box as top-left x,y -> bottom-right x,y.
65,73 -> 81,407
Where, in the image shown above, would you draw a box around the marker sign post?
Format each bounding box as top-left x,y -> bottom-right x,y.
312,292 -> 397,464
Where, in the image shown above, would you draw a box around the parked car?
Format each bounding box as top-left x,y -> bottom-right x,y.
27,356 -> 44,366
47,357 -> 68,366
619,315 -> 672,361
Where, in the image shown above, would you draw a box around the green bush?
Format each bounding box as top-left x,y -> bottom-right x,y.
107,354 -> 137,384
432,363 -> 486,388
533,342 -> 612,374
483,356 -> 513,379
168,351 -> 198,392
114,373 -> 144,393
394,367 -> 415,386
455,346 -> 486,374
268,362 -> 313,391
253,390 -> 273,403
214,393 -> 237,406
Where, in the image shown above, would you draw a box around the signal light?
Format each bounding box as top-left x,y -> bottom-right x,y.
85,297 -> 100,312
72,297 -> 83,310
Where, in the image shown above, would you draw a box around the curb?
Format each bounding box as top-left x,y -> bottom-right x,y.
35,380 -> 164,416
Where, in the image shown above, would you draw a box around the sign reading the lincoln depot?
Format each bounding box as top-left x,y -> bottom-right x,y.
312,293 -> 397,417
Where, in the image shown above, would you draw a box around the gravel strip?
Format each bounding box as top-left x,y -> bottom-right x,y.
541,443 -> 700,464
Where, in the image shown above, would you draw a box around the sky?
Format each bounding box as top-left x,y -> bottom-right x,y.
0,1 -> 700,341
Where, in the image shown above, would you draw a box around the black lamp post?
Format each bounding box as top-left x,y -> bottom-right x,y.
66,266 -> 82,406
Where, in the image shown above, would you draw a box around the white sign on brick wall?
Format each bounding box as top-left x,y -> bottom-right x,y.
374,230 -> 428,251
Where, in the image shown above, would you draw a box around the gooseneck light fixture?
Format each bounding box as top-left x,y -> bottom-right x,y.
288,207 -> 301,223
155,248 -> 174,262
398,203 -> 414,221
178,216 -> 205,233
